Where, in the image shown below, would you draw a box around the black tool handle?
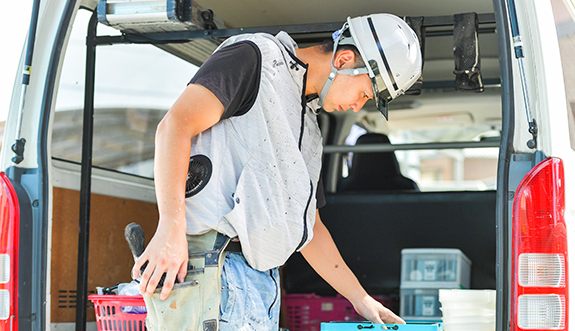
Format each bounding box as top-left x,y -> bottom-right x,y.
124,222 -> 151,279
125,222 -> 146,258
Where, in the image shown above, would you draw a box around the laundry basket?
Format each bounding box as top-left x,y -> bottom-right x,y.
89,295 -> 147,331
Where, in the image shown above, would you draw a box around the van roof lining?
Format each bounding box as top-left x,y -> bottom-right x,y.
96,13 -> 496,70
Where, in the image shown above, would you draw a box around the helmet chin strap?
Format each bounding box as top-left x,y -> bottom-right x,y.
317,66 -> 338,109
317,64 -> 369,110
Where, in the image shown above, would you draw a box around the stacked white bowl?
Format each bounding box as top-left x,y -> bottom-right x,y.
438,289 -> 496,331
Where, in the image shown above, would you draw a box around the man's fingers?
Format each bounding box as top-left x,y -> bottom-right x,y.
131,265 -> 139,280
382,310 -> 406,325
376,309 -> 405,329
161,261 -> 189,300
373,315 -> 386,329
177,262 -> 188,283
145,267 -> 166,298
160,268 -> 180,300
138,261 -> 156,295
132,255 -> 145,279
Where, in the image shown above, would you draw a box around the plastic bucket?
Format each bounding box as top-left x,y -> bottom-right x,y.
439,307 -> 494,319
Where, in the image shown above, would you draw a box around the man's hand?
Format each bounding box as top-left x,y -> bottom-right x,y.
351,294 -> 405,327
132,221 -> 189,300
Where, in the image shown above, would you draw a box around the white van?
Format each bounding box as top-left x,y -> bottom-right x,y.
0,0 -> 574,330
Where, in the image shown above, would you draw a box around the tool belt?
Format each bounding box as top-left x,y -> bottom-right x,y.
144,231 -> 235,331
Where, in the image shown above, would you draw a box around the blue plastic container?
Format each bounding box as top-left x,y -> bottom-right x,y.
320,322 -> 443,331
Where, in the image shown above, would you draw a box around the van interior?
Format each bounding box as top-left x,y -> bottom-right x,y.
49,0 -> 501,328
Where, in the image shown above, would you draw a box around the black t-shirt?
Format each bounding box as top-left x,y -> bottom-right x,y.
189,41 -> 326,208
189,41 -> 261,119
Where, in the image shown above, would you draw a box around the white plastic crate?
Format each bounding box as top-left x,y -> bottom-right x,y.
400,288 -> 442,321
401,248 -> 471,289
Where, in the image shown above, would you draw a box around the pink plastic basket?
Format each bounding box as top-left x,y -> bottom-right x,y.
283,293 -> 393,331
89,295 -> 147,331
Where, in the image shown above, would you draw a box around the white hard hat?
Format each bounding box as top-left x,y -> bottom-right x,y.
318,14 -> 422,119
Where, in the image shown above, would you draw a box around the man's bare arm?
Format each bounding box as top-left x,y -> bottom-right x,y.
301,210 -> 405,325
132,84 -> 224,300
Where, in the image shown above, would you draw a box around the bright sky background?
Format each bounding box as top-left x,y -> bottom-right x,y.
0,1 -> 33,122
0,1 -> 197,123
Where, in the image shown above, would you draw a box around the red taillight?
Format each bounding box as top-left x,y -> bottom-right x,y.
512,158 -> 568,330
0,173 -> 19,331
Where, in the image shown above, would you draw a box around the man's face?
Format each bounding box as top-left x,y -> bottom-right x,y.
322,72 -> 374,113
321,49 -> 374,113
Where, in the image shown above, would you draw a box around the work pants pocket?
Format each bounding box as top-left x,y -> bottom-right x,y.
144,231 -> 229,331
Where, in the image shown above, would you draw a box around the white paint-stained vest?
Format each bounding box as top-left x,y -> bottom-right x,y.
185,32 -> 323,271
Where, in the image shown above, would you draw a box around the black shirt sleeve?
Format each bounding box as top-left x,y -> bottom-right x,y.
189,41 -> 262,120
316,177 -> 326,209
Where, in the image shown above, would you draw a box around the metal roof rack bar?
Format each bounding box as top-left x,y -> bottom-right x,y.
424,13 -> 496,27
95,13 -> 496,46
323,140 -> 500,154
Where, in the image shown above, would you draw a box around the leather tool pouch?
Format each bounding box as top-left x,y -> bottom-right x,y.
144,231 -> 230,331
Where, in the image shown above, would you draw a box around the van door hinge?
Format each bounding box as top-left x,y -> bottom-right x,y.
11,138 -> 26,164
201,9 -> 217,31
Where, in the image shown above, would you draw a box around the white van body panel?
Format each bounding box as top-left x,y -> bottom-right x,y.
0,0 -> 81,170
2,2 -> 83,329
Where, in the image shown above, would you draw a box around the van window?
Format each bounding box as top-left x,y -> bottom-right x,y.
551,0 -> 575,150
343,127 -> 498,191
53,10 -> 198,178
342,87 -> 501,192
390,133 -> 498,192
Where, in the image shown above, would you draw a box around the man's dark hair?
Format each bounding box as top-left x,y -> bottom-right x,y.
319,37 -> 366,69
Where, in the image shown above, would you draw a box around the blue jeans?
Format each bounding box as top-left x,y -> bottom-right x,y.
219,252 -> 281,331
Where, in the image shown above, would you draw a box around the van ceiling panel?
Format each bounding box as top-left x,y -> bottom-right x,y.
194,0 -> 494,28
387,113 -> 475,131
155,39 -> 221,67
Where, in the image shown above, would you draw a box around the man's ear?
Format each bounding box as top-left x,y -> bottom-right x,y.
333,49 -> 356,70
